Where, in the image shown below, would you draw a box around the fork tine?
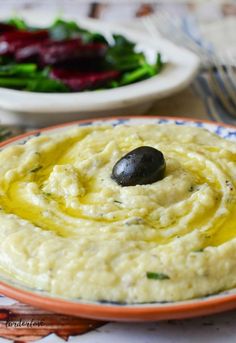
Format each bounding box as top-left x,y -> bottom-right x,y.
208,66 -> 236,116
142,12 -> 236,118
214,55 -> 236,108
150,12 -> 208,65
225,52 -> 236,89
152,12 -> 189,45
207,97 -> 225,123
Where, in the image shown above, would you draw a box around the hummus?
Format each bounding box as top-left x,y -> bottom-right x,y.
0,124 -> 236,303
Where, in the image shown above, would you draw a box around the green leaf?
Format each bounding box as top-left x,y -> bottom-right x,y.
81,31 -> 108,44
112,34 -> 135,50
0,64 -> 37,76
26,78 -> 68,92
7,17 -> 28,30
49,18 -> 79,40
0,75 -> 68,92
49,18 -> 107,43
108,80 -> 119,88
146,272 -> 170,280
0,56 -> 13,65
0,78 -> 29,88
119,66 -> 151,85
156,52 -> 164,73
106,53 -> 144,72
105,33 -> 144,71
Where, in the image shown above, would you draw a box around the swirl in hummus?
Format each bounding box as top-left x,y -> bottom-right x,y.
0,124 -> 236,303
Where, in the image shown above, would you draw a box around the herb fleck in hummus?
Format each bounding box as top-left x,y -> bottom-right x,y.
0,124 -> 236,303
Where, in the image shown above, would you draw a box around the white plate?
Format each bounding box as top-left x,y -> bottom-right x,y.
0,13 -> 200,127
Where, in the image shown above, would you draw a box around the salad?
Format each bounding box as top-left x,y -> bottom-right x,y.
0,18 -> 163,93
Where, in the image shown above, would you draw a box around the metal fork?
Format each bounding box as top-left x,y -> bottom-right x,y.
142,13 -> 236,121
208,54 -> 236,116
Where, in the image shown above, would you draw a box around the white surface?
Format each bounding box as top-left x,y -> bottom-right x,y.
0,13 -> 199,127
31,311 -> 236,343
67,314 -> 236,343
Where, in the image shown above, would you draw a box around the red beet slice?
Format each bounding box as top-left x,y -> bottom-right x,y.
15,40 -> 50,62
0,30 -> 49,55
0,23 -> 17,34
16,38 -> 82,63
15,38 -> 106,67
50,68 -> 120,91
39,39 -> 107,66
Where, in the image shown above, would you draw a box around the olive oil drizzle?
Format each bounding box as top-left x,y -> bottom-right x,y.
0,126 -> 235,247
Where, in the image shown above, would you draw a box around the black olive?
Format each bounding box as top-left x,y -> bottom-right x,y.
111,146 -> 166,186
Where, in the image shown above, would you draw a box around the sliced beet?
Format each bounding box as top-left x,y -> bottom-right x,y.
39,39 -> 107,66
15,40 -> 49,62
50,68 -> 120,91
15,38 -> 106,67
15,39 -> 81,65
51,57 -> 105,72
0,30 -> 49,55
0,23 -> 17,34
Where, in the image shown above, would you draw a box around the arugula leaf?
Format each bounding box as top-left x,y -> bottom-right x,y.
26,78 -> 68,92
49,18 -> 108,44
0,75 -> 68,92
7,17 -> 28,30
105,34 -> 143,72
146,272 -> 170,280
0,61 -> 68,92
0,63 -> 37,76
105,33 -> 163,87
112,34 -> 135,50
156,52 -> 164,73
81,31 -> 108,44
120,64 -> 156,85
49,18 -> 80,40
0,77 -> 30,88
0,56 -> 13,65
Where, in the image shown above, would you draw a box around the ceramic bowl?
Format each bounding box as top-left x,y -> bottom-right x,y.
1,116 -> 236,321
0,14 -> 199,127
